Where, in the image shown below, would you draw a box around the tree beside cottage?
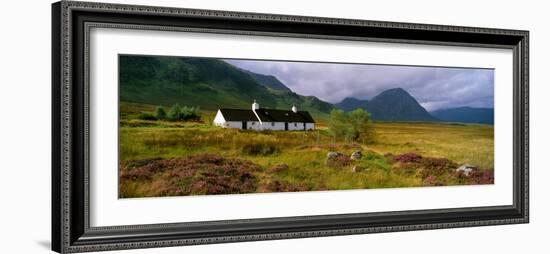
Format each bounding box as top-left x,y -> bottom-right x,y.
213,100 -> 315,131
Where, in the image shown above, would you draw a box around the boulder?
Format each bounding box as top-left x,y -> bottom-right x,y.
325,152 -> 343,165
326,151 -> 341,159
350,151 -> 362,160
456,164 -> 477,176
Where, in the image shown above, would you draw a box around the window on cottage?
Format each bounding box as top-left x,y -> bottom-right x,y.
251,122 -> 255,125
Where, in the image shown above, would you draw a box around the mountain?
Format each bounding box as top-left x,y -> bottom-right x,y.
430,107 -> 494,124
334,97 -> 369,112
242,70 -> 291,92
367,88 -> 436,121
119,55 -> 334,117
335,88 -> 436,122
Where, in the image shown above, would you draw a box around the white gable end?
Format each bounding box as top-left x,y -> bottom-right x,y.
213,110 -> 226,126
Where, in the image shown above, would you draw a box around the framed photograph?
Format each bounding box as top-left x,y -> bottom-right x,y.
52,1 -> 529,253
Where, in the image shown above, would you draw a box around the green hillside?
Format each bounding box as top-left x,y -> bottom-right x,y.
243,69 -> 291,92
119,55 -> 334,118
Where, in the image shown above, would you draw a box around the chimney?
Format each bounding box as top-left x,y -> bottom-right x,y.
252,100 -> 259,111
292,104 -> 297,113
251,100 -> 263,126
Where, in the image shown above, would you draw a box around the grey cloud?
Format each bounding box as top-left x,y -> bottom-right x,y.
225,59 -> 494,111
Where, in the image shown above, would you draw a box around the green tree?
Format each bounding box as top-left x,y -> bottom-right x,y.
155,105 -> 167,120
184,106 -> 201,121
328,108 -> 374,143
167,104 -> 202,121
348,108 -> 374,143
328,109 -> 350,141
168,103 -> 182,121
137,112 -> 157,121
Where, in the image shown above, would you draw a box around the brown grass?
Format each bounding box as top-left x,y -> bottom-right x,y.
118,114 -> 494,197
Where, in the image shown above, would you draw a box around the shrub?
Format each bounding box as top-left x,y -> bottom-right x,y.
393,152 -> 423,163
120,158 -> 165,181
155,106 -> 167,120
120,154 -> 262,197
392,152 -> 456,179
137,112 -> 157,121
167,103 -> 201,121
187,169 -> 257,195
463,169 -> 494,185
167,103 -> 182,121
182,106 -> 201,121
241,143 -> 280,156
421,157 -> 456,171
418,157 -> 456,179
328,108 -> 374,143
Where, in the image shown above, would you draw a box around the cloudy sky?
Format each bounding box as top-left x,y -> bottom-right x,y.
225,59 -> 494,111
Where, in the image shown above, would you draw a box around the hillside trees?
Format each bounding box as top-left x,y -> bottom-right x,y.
137,104 -> 201,121
155,106 -> 167,120
167,103 -> 201,121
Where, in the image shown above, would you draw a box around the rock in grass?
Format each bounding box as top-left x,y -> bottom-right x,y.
350,151 -> 362,160
456,164 -> 477,176
326,152 -> 342,164
327,151 -> 342,158
326,152 -> 352,168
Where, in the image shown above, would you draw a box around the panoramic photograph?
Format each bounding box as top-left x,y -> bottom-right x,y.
118,54 -> 495,198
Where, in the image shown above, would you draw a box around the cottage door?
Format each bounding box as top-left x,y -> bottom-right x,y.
242,121 -> 247,130
284,122 -> 288,131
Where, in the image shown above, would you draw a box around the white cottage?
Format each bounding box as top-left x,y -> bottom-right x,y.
213,100 -> 315,131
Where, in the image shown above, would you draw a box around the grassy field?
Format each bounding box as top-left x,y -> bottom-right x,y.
118,104 -> 494,198
369,122 -> 494,169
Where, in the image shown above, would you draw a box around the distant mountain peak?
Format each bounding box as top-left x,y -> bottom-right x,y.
335,97 -> 369,112
373,87 -> 413,99
380,87 -> 407,94
335,88 -> 435,122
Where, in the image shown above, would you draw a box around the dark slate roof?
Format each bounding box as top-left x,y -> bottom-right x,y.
217,109 -> 258,122
219,108 -> 315,123
255,108 -> 315,123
